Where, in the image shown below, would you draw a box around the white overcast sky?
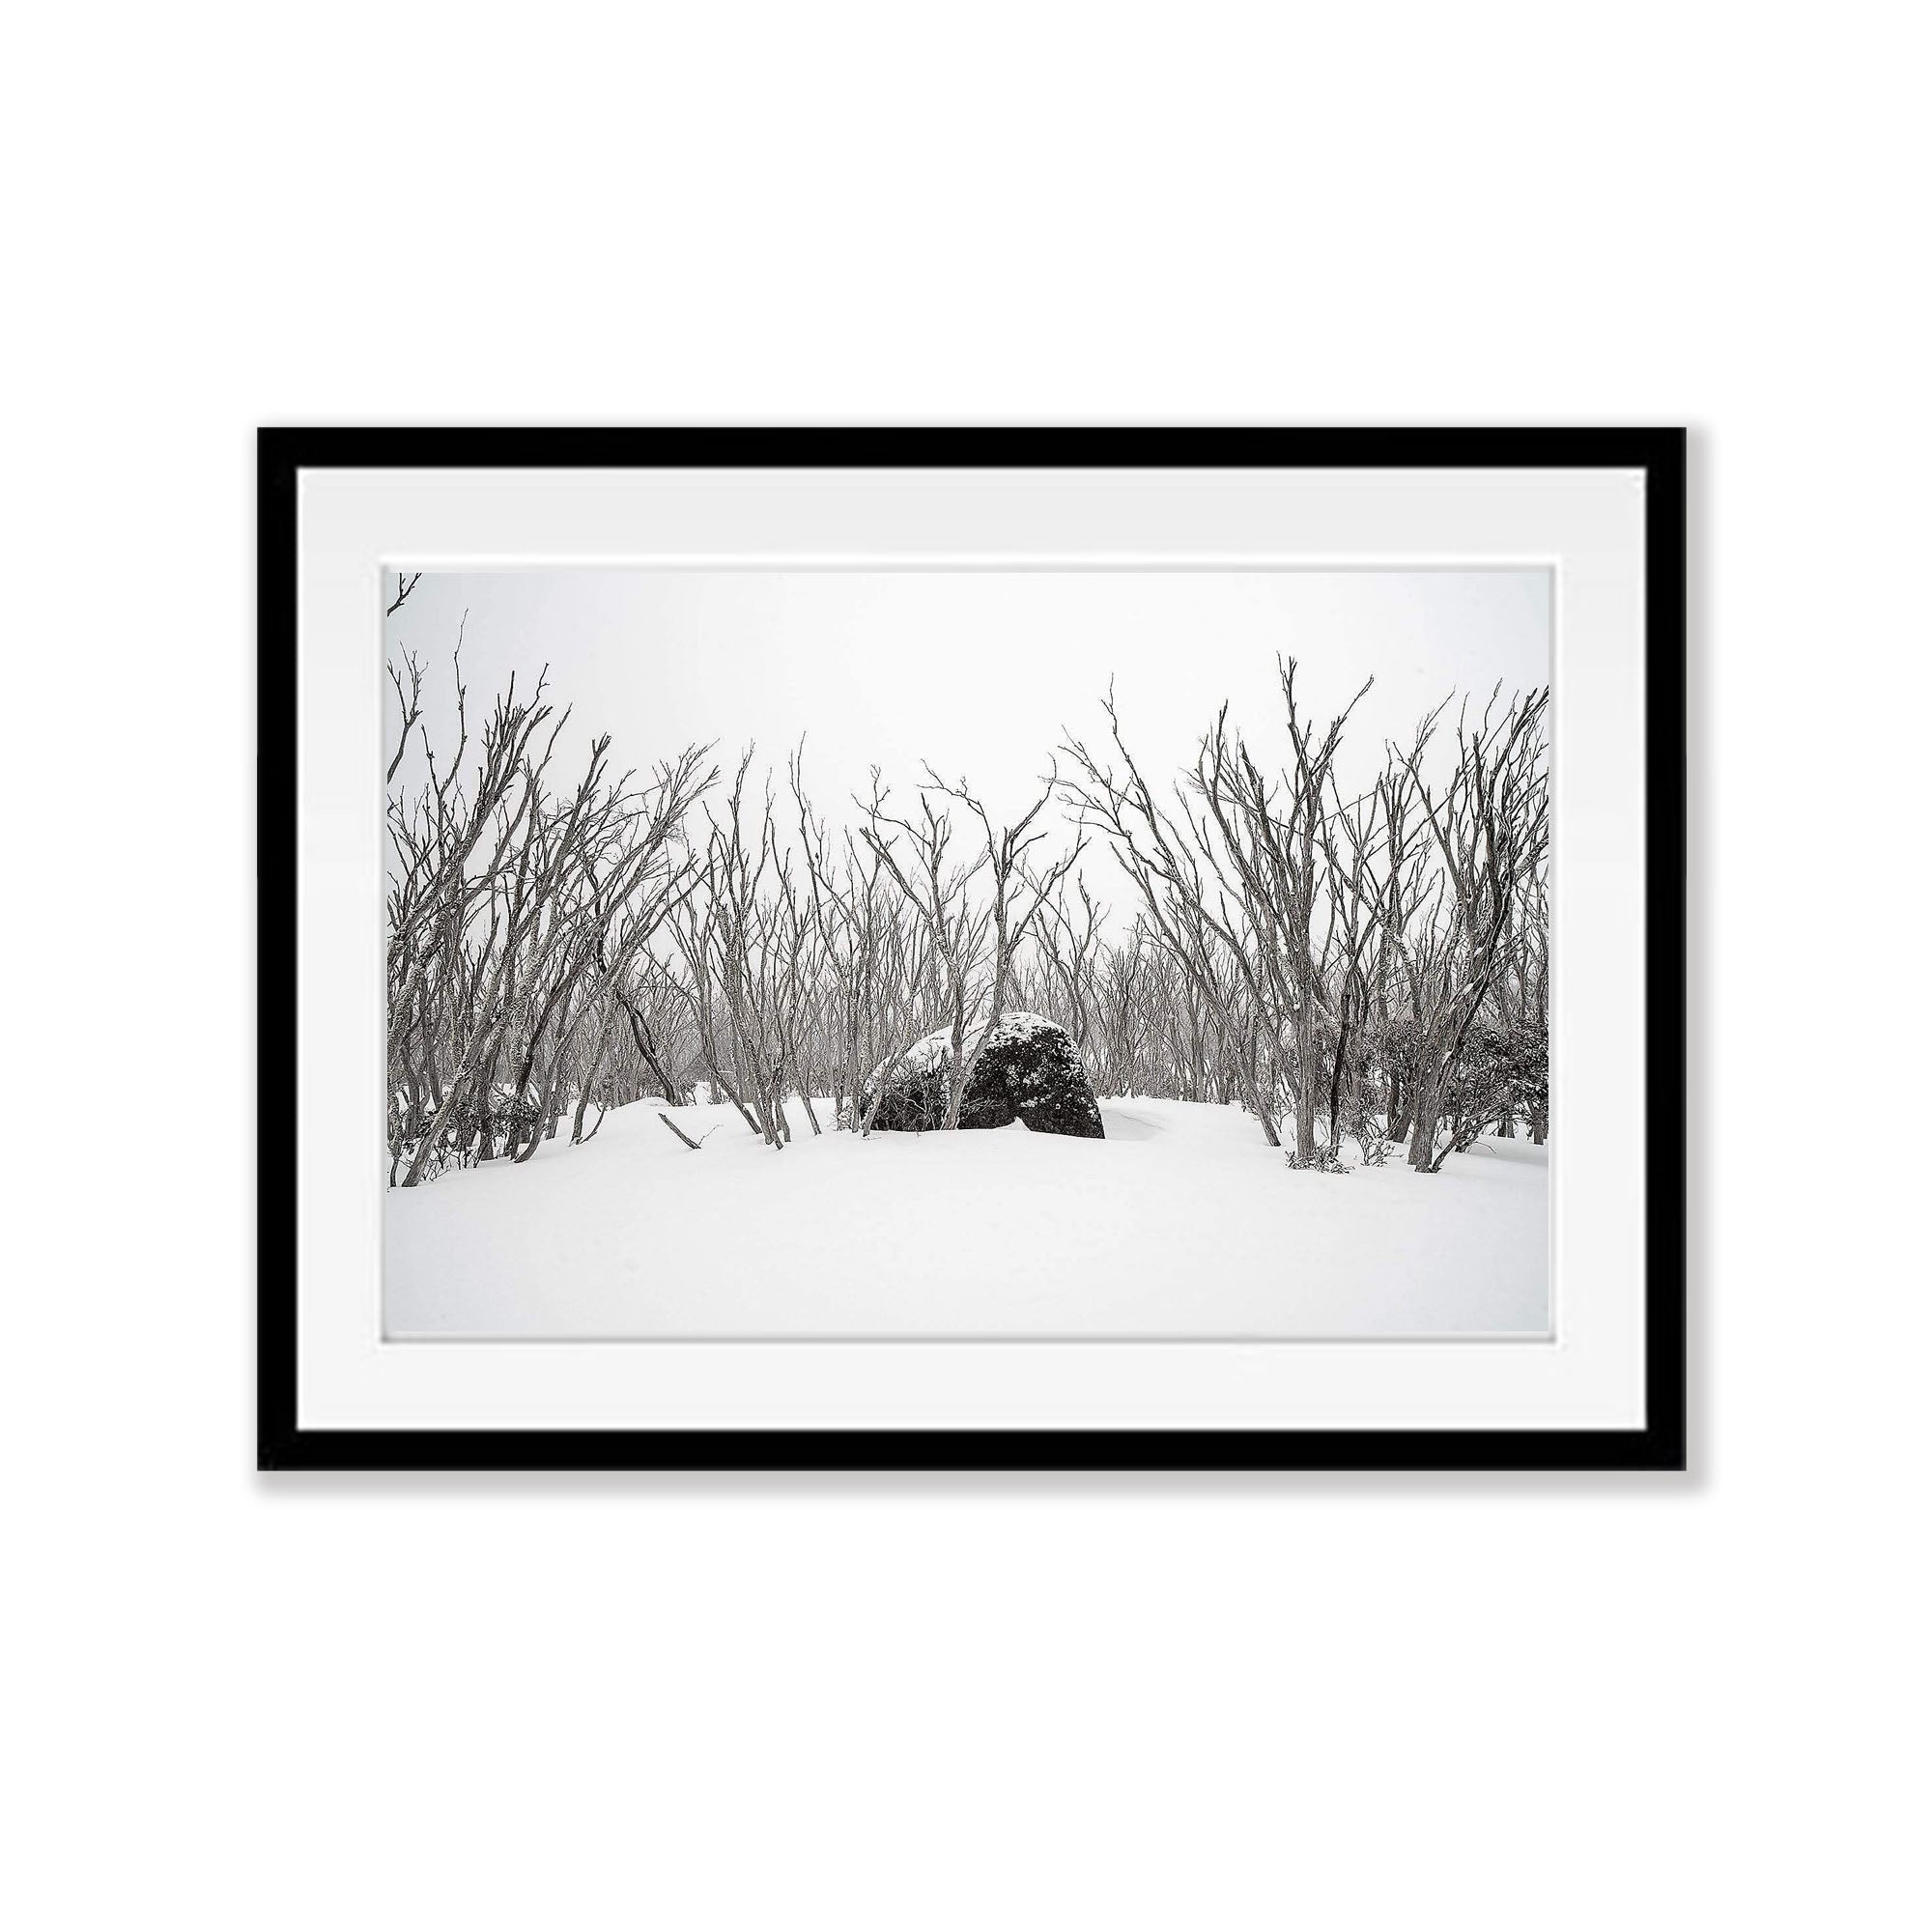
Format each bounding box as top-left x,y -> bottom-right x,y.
385,568 -> 1548,883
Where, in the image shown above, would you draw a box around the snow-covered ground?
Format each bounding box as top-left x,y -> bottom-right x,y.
385,1096 -> 1549,1338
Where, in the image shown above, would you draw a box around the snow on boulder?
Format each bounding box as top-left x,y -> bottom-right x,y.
863,1011 -> 1105,1138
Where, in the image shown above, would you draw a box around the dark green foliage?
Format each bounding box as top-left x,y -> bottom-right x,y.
864,1015 -> 1106,1138
1443,1014 -> 1548,1151
388,1084 -> 548,1179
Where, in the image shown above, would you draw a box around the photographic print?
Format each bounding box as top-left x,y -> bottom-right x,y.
264,428 -> 1683,1470
382,565 -> 1552,1341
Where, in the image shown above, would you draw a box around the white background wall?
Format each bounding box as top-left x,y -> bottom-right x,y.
5,5 -> 1926,1927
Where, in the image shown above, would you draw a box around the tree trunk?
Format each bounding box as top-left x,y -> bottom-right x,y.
570,1062 -> 599,1143
938,993 -> 966,1130
622,998 -> 685,1105
473,1045 -> 502,1163
1327,1002 -> 1350,1150
1406,1079 -> 1441,1171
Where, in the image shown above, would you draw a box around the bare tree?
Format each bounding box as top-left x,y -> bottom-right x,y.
1062,687 -> 1286,1146
384,635 -> 714,1182
386,620 -> 1548,1186
1390,687 -> 1550,1171
921,765 -> 1087,1127
789,750 -> 935,1131
1186,660 -> 1371,1160
857,773 -> 991,1130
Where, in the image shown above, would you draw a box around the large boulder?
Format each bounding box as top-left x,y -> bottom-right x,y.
862,1011 -> 1105,1138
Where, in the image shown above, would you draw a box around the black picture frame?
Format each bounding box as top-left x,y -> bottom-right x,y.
259,427 -> 1686,1473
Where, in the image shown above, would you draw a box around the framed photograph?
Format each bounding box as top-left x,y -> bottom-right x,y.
260,428 -> 1685,1471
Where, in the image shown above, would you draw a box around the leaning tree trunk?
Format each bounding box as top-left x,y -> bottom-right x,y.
572,1005 -> 617,1144
623,999 -> 686,1106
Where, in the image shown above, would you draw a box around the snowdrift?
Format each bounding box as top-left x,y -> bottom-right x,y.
385,1094 -> 1549,1339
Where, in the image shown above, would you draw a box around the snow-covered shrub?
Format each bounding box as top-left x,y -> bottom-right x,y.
1443,1015 -> 1548,1148
1286,1143 -> 1350,1175
1342,1098 -> 1394,1165
387,1084 -> 547,1179
865,1054 -> 951,1132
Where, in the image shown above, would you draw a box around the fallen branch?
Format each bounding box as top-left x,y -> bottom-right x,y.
656,1111 -> 717,1151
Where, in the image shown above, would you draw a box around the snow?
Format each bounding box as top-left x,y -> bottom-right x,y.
875,1009 -> 1062,1082
386,1095 -> 1549,1339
